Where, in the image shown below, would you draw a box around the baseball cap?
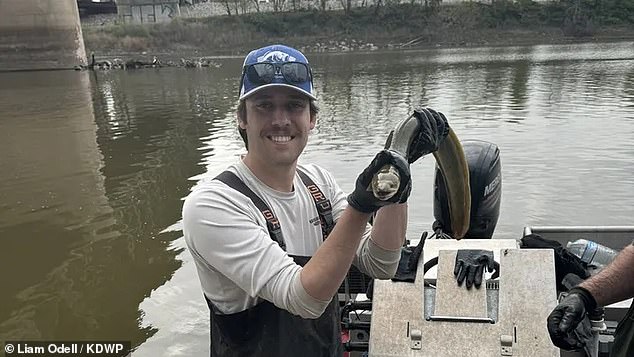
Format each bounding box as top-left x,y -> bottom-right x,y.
239,44 -> 316,101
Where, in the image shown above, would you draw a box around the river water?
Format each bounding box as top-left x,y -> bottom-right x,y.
1,41 -> 633,355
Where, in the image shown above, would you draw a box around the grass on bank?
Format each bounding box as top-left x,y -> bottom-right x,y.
82,0 -> 634,54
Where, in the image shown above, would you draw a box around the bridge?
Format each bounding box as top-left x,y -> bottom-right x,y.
0,0 -> 86,71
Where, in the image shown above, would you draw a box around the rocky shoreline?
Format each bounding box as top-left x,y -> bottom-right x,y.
77,54 -> 222,70
84,29 -> 634,70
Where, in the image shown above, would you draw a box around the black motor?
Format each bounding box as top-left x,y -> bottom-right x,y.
433,140 -> 502,239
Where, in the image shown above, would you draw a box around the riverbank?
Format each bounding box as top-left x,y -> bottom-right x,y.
82,2 -> 634,58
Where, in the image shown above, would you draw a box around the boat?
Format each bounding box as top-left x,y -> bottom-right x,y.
334,132 -> 632,356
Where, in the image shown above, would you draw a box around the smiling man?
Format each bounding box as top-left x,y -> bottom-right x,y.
182,44 -> 448,357
238,87 -> 316,184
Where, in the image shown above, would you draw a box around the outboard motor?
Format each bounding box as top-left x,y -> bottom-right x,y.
434,140 -> 501,239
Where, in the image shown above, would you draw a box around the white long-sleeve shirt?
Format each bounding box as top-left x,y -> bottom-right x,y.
183,159 -> 401,318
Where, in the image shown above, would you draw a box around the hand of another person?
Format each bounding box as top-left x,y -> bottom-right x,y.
384,107 -> 450,164
453,249 -> 495,288
347,150 -> 411,213
547,287 -> 597,350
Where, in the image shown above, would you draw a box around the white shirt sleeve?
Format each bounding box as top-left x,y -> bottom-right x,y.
316,165 -> 401,279
183,183 -> 330,318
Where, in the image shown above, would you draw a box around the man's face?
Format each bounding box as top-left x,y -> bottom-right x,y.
240,86 -> 315,168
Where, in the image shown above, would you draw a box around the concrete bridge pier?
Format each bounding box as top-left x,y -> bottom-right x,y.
0,0 -> 87,71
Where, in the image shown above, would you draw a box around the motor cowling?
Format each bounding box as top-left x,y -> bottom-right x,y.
433,140 -> 502,239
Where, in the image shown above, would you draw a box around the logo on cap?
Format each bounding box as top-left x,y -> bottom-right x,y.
257,51 -> 297,63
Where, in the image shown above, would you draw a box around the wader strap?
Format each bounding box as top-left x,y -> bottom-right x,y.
215,171 -> 285,250
296,170 -> 366,295
297,169 -> 335,239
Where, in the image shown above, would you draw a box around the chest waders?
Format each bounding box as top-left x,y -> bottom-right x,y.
208,169 -> 342,357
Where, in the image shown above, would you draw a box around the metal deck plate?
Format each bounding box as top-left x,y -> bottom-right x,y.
369,240 -> 560,356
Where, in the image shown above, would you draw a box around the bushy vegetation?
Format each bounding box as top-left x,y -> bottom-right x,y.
477,0 -> 634,35
82,1 -> 634,53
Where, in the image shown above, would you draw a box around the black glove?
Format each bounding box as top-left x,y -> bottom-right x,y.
392,232 -> 427,283
347,150 -> 411,213
385,108 -> 450,164
453,249 -> 495,289
547,286 -> 597,350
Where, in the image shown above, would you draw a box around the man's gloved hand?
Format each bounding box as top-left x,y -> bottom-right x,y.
385,108 -> 450,164
454,249 -> 495,289
547,286 -> 597,350
347,150 -> 411,213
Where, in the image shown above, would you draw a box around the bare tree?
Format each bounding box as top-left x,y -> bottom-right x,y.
231,0 -> 241,14
373,0 -> 383,15
220,0 -> 233,15
272,0 -> 286,11
339,0 -> 352,13
239,0 -> 249,14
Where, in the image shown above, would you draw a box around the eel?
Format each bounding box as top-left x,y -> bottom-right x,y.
371,112 -> 471,239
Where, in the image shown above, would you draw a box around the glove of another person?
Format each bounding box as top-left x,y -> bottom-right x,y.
384,107 -> 450,164
547,286 -> 597,350
347,150 -> 411,214
454,249 -> 496,289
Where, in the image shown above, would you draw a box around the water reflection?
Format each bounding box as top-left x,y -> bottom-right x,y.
0,42 -> 633,355
0,72 -> 114,339
0,68 -> 227,346
88,67 -> 239,346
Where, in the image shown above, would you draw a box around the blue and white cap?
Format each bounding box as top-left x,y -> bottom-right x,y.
239,44 -> 316,101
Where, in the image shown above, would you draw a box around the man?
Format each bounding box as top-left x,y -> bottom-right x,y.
547,241 -> 634,356
182,44 -> 448,357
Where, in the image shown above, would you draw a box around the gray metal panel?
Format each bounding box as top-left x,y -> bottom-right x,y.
497,248 -> 560,357
369,277 -> 423,356
369,242 -> 559,357
424,283 -> 500,323
434,250 -> 488,318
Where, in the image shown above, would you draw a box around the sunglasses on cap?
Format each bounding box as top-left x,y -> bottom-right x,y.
242,62 -> 312,85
